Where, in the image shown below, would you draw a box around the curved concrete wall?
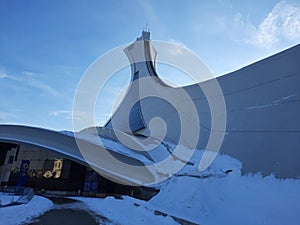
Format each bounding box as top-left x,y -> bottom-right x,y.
216,45 -> 300,178
107,39 -> 300,178
2,36 -> 299,179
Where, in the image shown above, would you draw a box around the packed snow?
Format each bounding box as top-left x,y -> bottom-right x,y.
0,195 -> 53,225
1,149 -> 300,225
0,193 -> 18,206
73,150 -> 300,225
150,174 -> 300,225
149,150 -> 300,224
72,196 -> 179,225
72,172 -> 300,225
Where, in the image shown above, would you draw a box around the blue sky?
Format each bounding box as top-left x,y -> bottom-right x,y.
0,0 -> 300,131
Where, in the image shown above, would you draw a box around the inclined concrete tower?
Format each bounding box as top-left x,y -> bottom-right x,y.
106,31 -> 300,178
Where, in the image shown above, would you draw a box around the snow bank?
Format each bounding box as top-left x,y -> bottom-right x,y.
72,151 -> 243,225
177,149 -> 242,177
0,193 -> 18,206
71,150 -> 300,225
72,196 -> 179,225
70,172 -> 300,225
150,148 -> 242,189
150,174 -> 300,225
0,195 -> 53,225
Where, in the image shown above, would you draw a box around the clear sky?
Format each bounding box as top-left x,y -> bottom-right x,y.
0,0 -> 299,131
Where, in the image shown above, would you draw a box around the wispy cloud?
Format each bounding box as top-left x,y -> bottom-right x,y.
0,72 -> 8,79
1,71 -> 60,96
167,39 -> 192,56
49,110 -> 72,117
218,0 -> 233,9
0,71 -> 21,82
27,78 -> 59,96
138,0 -> 157,24
137,0 -> 168,37
234,1 -> 300,49
49,110 -> 90,124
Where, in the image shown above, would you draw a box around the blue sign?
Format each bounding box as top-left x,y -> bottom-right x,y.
17,160 -> 30,187
84,181 -> 98,193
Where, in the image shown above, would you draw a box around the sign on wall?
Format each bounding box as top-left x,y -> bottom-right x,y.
43,159 -> 63,179
17,160 -> 30,186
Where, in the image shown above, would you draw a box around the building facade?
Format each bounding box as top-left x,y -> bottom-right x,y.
0,142 -> 86,191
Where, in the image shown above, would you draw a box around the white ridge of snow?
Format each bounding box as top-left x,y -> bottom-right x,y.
73,172 -> 300,225
72,196 -> 179,225
74,132 -> 154,164
0,193 -> 18,206
0,195 -> 53,225
149,173 -> 300,225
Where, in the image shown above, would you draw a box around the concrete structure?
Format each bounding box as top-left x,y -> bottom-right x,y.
0,142 -> 86,190
106,31 -> 300,178
0,31 -> 299,183
0,125 -> 156,186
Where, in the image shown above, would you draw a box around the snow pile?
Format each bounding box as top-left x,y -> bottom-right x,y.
71,150 -> 300,225
72,150 -> 244,225
0,195 -> 53,225
177,149 -> 242,177
0,193 -> 18,206
150,148 -> 242,189
72,196 -> 179,225
0,143 -> 297,225
149,149 -> 300,224
72,131 -> 153,164
150,174 -> 300,225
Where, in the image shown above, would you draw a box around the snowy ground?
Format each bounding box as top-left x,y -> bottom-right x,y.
73,173 -> 300,225
1,150 -> 300,225
71,151 -> 300,225
0,193 -> 18,206
150,174 -> 300,225
73,150 -> 300,225
72,196 -> 179,225
1,175 -> 300,225
0,195 -> 53,225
